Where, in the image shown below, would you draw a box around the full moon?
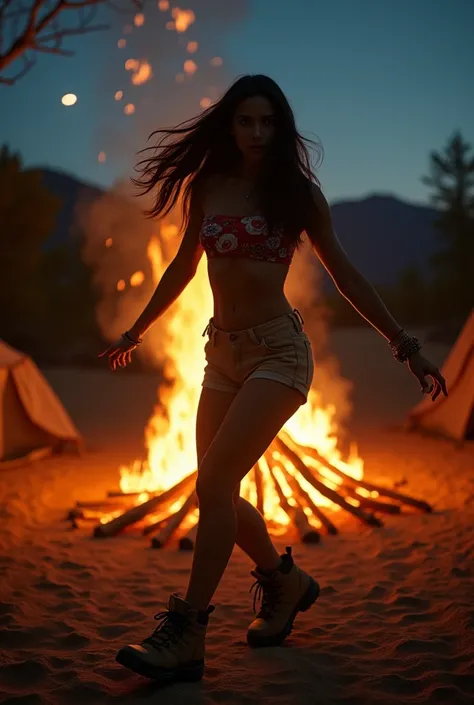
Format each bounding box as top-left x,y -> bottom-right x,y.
61,93 -> 77,106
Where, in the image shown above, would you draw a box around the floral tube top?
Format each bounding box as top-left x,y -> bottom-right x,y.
199,214 -> 296,265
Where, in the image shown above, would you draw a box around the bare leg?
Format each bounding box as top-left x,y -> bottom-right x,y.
234,496 -> 281,571
186,379 -> 302,611
195,387 -> 281,573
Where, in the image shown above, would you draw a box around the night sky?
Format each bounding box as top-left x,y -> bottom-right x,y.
1,0 -> 472,205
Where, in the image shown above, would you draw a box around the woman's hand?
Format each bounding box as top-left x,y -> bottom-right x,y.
98,335 -> 138,371
407,352 -> 448,402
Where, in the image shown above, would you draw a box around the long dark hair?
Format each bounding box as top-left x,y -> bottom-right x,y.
133,74 -> 324,245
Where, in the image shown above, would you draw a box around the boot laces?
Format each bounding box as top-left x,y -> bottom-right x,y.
143,610 -> 188,651
249,573 -> 283,619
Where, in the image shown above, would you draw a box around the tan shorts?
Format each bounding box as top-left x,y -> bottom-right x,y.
201,309 -> 314,403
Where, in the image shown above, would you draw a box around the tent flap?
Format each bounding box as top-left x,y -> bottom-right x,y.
0,340 -> 81,462
407,310 -> 474,442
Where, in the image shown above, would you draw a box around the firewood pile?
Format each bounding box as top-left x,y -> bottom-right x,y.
67,431 -> 431,548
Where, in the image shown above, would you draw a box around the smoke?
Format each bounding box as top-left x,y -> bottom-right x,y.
80,181 -> 157,343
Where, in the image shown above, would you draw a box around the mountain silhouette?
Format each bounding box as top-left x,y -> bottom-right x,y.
39,168 -> 440,288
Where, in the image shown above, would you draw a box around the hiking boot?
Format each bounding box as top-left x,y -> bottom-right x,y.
115,593 -> 214,683
247,546 -> 320,647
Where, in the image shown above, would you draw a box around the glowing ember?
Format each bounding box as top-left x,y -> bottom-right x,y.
166,21 -> 175,30
134,13 -> 145,27
61,93 -> 77,106
172,8 -> 195,33
184,59 -> 197,76
210,56 -> 223,67
105,238 -> 113,248
158,0 -> 170,10
130,271 -> 145,287
115,90 -> 123,101
124,103 -> 135,115
133,61 -> 152,85
187,41 -> 198,53
117,39 -> 126,48
116,279 -> 126,292
200,97 -> 212,109
98,151 -> 106,163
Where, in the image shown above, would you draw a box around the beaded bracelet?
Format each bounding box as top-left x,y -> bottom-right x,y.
389,329 -> 421,363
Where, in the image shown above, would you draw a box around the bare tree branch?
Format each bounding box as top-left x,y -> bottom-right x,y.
0,53 -> 35,84
0,0 -> 142,84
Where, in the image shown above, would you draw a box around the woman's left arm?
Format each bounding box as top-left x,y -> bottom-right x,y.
306,183 -> 448,401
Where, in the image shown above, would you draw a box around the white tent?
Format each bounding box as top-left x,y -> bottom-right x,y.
0,340 -> 82,464
406,309 -> 474,443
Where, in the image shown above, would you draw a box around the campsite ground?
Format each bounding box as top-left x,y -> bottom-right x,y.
1,327 -> 473,705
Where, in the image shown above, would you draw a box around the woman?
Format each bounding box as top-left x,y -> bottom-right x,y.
100,74 -> 447,684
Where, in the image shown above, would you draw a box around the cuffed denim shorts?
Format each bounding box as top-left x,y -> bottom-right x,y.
201,308 -> 314,403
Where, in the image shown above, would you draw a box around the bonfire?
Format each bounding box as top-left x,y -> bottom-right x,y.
69,216 -> 431,545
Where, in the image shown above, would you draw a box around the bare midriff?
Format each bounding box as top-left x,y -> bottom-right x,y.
207,256 -> 293,331
202,174 -> 295,331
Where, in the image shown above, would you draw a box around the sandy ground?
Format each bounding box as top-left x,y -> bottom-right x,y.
1,328 -> 473,705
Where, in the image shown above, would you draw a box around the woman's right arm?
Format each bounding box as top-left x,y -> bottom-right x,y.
128,185 -> 205,340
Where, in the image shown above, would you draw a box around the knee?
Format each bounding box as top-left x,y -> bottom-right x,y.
196,460 -> 236,509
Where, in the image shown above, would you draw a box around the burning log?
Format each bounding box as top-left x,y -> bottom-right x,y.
265,454 -> 320,544
343,478 -> 432,513
143,515 -> 169,536
93,471 -> 197,538
272,437 -> 382,527
73,417 -> 434,544
151,491 -> 197,549
269,456 -> 338,535
285,434 -> 432,513
179,521 -> 199,551
107,490 -> 151,499
342,487 -> 401,515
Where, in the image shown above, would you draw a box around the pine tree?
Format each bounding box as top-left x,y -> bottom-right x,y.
421,130 -> 474,322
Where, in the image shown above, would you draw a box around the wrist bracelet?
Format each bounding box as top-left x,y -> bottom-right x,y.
389,329 -> 421,363
122,331 -> 142,346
